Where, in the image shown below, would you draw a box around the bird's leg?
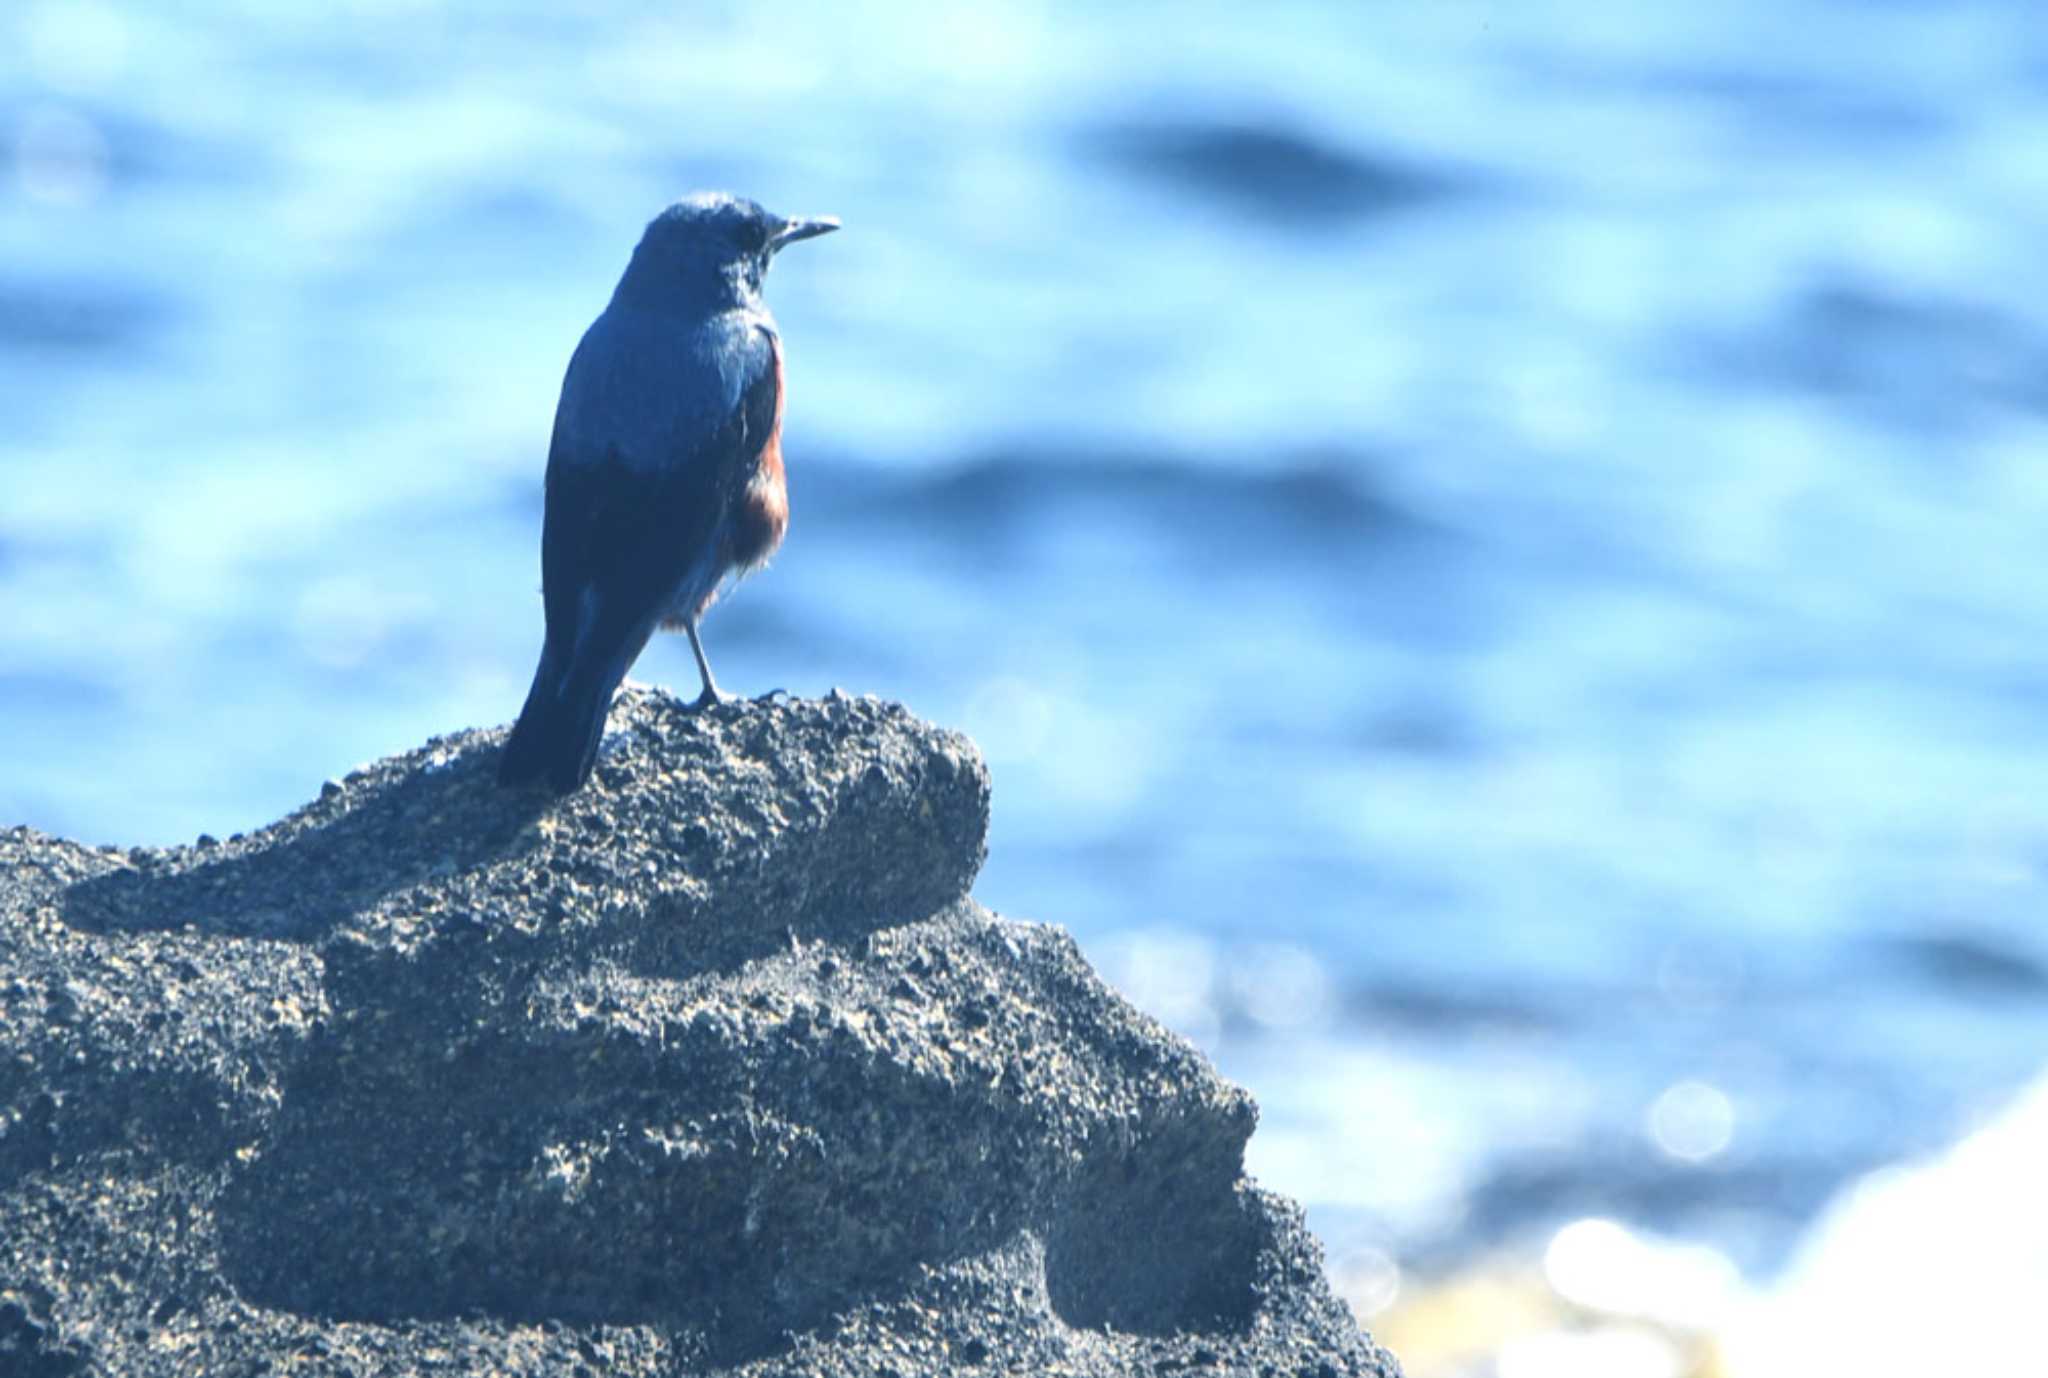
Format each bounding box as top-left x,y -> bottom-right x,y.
684,618 -> 729,710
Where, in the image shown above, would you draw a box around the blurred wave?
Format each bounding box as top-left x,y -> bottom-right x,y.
1084,115 -> 1463,224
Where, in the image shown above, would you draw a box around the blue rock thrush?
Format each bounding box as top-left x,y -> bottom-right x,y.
498,193 -> 839,792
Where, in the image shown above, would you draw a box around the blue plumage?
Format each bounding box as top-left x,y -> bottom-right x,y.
499,194 -> 838,793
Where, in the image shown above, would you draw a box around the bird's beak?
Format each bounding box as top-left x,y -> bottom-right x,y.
769,215 -> 840,252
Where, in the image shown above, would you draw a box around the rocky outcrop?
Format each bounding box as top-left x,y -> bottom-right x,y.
0,688 -> 1397,1377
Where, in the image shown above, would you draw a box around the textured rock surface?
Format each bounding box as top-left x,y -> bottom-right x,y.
0,687 -> 1398,1377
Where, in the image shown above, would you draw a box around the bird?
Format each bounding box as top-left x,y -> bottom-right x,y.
498,193 -> 839,793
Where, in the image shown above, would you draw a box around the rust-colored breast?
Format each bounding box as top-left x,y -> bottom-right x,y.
730,338 -> 789,571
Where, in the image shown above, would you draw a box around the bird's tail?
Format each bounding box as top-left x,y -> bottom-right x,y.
498,643 -> 624,794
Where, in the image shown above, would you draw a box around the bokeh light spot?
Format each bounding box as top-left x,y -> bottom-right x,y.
1333,1244 -> 1401,1318
1647,1079 -> 1735,1164
1228,941 -> 1334,1030
16,106 -> 110,207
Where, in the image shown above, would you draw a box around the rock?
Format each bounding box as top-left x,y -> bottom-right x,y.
0,687 -> 1398,1377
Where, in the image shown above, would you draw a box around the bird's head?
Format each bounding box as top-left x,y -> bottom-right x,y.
621,192 -> 839,307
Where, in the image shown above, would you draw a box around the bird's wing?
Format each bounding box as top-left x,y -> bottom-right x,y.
538,317 -> 779,668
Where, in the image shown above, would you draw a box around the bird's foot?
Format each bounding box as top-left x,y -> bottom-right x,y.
754,687 -> 788,703
688,685 -> 731,712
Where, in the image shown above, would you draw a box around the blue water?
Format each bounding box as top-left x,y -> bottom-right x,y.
6,0 -> 2048,1308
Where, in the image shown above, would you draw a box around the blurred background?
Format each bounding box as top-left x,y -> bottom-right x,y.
5,1 -> 2047,1373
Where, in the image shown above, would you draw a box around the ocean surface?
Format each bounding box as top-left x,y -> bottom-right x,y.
6,0 -> 2048,1356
